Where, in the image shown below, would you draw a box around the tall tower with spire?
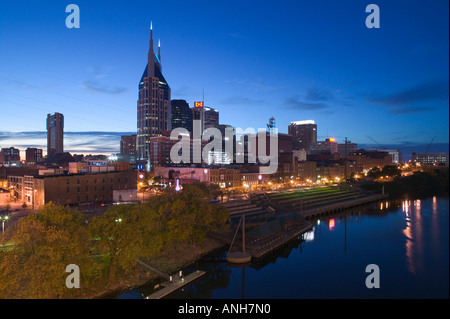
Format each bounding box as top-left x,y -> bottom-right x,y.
137,22 -> 171,170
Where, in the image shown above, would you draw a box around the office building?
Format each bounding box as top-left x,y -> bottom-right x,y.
204,106 -> 219,129
383,149 -> 402,164
338,141 -> 358,157
120,135 -> 137,155
191,101 -> 204,134
411,152 -> 448,166
171,99 -> 193,133
288,120 -> 317,150
0,147 -> 20,166
137,23 -> 171,169
47,112 -> 64,157
309,138 -> 339,155
25,148 -> 43,165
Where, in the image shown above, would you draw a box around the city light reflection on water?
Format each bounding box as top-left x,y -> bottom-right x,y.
119,196 -> 449,299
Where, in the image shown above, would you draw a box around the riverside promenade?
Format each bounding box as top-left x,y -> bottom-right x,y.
212,186 -> 388,260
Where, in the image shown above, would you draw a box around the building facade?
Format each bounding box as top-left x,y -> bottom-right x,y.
8,171 -> 137,207
288,120 -> 317,150
137,24 -> 171,170
171,99 -> 193,133
120,135 -> 137,155
203,106 -> 219,129
411,152 -> 449,166
0,147 -> 20,166
47,112 -> 64,157
25,148 -> 43,165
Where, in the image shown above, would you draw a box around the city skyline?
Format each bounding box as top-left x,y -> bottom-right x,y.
0,0 -> 448,159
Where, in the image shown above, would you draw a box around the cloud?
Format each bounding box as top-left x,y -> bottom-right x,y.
221,96 -> 264,105
81,80 -> 127,95
0,131 -> 135,155
305,88 -> 335,102
367,79 -> 449,114
224,78 -> 284,91
285,96 -> 328,110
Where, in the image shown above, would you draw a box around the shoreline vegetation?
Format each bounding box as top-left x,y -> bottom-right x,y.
0,182 -> 229,299
362,166 -> 449,199
0,168 -> 448,299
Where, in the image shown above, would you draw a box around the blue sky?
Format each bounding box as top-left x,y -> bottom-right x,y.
0,0 -> 448,158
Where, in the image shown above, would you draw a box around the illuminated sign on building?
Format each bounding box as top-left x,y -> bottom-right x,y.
194,101 -> 204,108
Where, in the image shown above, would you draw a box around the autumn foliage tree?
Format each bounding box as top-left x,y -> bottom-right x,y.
0,182 -> 230,298
0,203 -> 92,298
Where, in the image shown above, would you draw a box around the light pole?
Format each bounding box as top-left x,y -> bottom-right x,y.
139,182 -> 144,202
1,215 -> 9,234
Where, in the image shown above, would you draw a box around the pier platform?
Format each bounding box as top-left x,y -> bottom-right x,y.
144,270 -> 206,299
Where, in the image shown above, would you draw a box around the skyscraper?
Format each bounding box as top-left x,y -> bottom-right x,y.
137,22 -> 171,170
171,99 -> 193,133
47,112 -> 64,157
191,101 -> 204,134
204,106 -> 219,129
288,120 -> 317,150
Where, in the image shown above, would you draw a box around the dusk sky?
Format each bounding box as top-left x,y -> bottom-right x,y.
0,0 -> 448,158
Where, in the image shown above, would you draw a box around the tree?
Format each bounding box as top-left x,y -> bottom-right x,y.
382,165 -> 402,178
368,167 -> 382,179
88,204 -> 144,282
0,203 -> 92,298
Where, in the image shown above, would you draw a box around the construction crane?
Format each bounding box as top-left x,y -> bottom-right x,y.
426,136 -> 436,154
366,135 -> 386,150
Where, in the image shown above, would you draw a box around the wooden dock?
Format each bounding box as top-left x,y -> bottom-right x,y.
244,222 -> 313,258
144,270 -> 206,299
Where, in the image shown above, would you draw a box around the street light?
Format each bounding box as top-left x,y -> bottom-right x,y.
1,215 -> 9,234
139,182 -> 144,202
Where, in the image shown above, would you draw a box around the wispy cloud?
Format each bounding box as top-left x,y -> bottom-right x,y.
224,78 -> 284,92
305,88 -> 335,102
285,97 -> 328,110
221,96 -> 265,105
0,131 -> 135,155
367,79 -> 449,114
81,80 -> 127,95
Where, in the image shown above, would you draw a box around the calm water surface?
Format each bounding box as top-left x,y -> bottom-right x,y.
119,196 -> 449,299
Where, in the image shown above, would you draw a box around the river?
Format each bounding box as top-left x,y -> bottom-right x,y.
118,196 -> 449,299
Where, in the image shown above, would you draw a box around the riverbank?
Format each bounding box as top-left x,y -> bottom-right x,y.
82,237 -> 226,299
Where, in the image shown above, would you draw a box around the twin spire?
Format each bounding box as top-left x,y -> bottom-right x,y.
150,21 -> 161,63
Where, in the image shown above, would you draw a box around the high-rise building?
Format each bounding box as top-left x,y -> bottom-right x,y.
191,101 -> 204,134
288,120 -> 317,150
120,135 -> 137,155
137,23 -> 171,169
204,107 -> 219,129
171,99 -> 193,133
25,148 -> 43,165
46,112 -> 64,157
